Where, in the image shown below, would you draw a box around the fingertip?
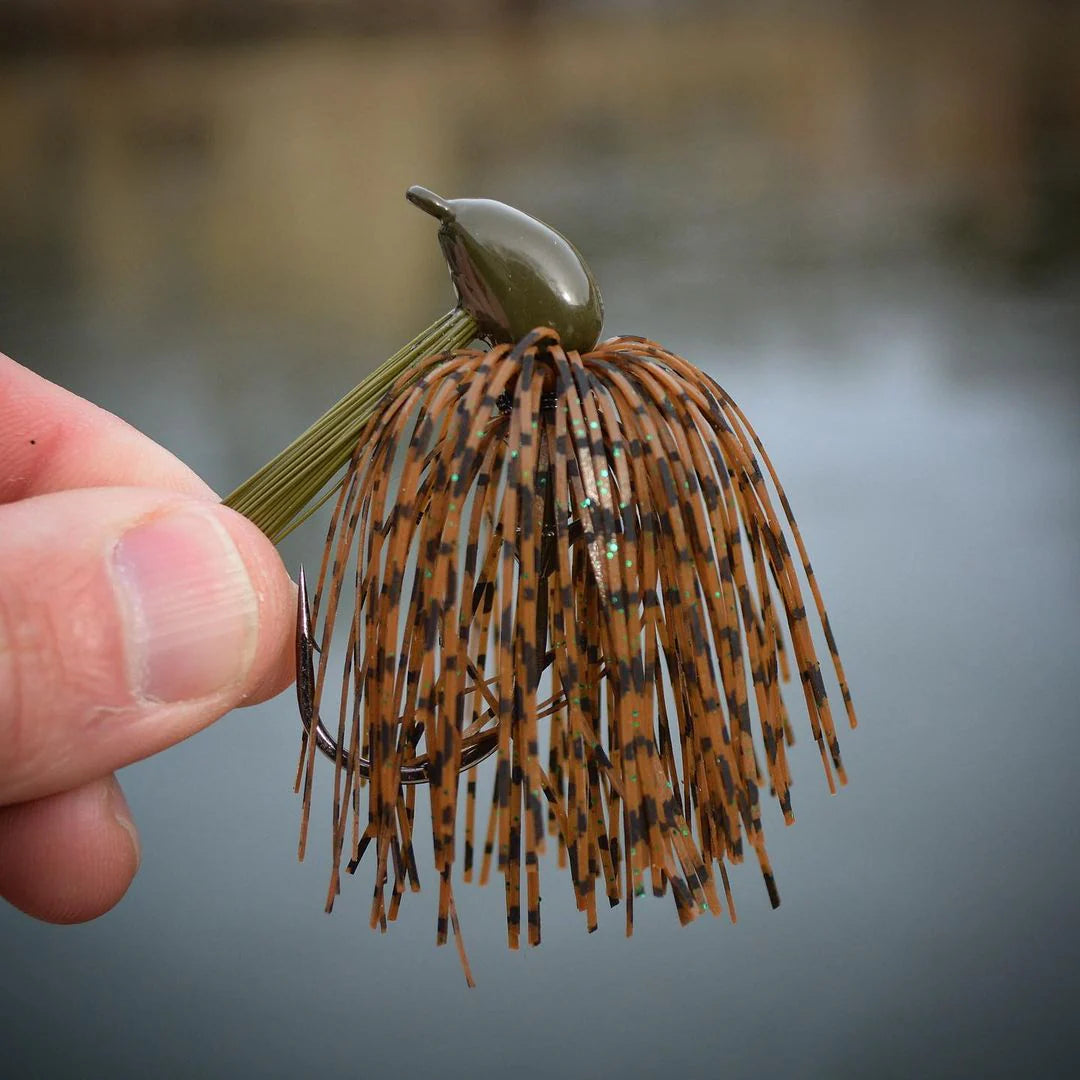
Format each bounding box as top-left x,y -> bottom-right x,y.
0,775 -> 140,924
0,489 -> 297,805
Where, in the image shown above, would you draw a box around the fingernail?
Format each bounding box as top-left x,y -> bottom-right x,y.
106,777 -> 141,872
112,509 -> 258,703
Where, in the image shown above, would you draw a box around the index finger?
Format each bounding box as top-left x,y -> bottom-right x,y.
0,353 -> 215,504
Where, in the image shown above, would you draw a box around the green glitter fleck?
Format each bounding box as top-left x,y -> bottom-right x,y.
581,498 -> 591,508
625,559 -> 633,568
589,420 -> 599,429
451,473 -> 459,482
511,450 -> 518,458
606,552 -> 614,559
600,468 -> 609,477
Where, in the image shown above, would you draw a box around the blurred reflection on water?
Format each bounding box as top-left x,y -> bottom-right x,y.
1,8 -> 1078,1080
2,14 -> 1077,391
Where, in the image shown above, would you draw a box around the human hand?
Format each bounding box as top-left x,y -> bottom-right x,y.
0,354 -> 294,923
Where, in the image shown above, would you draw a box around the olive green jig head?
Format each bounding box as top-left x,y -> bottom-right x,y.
406,185 -> 603,354
224,186 -> 604,542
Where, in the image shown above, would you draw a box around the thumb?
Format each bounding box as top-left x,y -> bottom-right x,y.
0,488 -> 295,806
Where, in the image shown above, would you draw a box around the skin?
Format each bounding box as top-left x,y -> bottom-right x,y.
0,353 -> 295,923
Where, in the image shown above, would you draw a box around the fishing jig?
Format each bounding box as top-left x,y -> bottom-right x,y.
226,187 -> 857,986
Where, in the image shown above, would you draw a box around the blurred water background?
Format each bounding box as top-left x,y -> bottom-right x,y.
1,2 -> 1078,1077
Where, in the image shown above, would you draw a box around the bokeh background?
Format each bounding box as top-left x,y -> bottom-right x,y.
2,2 -> 1078,1077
